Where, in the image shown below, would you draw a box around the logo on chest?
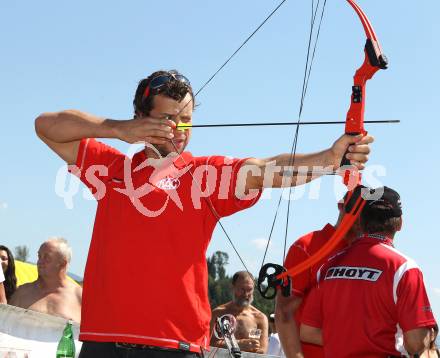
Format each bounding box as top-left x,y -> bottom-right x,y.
325,266 -> 383,282
155,176 -> 181,190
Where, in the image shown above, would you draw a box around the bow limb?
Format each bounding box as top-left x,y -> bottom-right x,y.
343,0 -> 388,187
276,186 -> 366,281
345,0 -> 388,135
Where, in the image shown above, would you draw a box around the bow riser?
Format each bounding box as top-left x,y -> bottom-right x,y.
345,39 -> 387,135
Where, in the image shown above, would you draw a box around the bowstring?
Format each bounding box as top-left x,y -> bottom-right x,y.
164,0 -> 290,277
170,140 -> 251,272
283,0 -> 328,263
193,0 -> 289,98
260,0 -> 328,270
164,0 -> 327,280
166,0 -> 289,117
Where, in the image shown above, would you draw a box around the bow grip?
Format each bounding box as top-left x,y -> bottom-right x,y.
340,125 -> 367,168
340,132 -> 360,167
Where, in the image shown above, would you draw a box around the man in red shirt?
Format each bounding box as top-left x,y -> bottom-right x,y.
300,187 -> 437,357
35,70 -> 373,357
275,196 -> 359,358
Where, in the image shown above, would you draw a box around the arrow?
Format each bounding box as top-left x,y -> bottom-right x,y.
176,119 -> 399,130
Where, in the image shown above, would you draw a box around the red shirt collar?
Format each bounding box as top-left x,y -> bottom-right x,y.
132,149 -> 194,170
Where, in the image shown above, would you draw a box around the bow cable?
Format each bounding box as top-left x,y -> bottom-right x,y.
167,0 -> 292,275
260,0 -> 328,270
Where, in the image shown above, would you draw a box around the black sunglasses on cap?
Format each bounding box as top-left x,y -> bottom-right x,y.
142,71 -> 191,99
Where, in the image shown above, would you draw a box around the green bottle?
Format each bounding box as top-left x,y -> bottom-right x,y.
56,321 -> 76,358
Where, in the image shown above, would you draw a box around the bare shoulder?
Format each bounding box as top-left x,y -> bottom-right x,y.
250,306 -> 268,322
67,280 -> 81,290
9,283 -> 34,304
14,282 -> 34,295
211,302 -> 232,316
74,284 -> 83,299
212,302 -> 233,318
66,281 -> 82,300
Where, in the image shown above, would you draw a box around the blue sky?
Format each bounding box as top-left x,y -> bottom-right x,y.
1,0 -> 439,317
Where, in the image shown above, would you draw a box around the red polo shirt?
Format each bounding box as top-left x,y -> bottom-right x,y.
284,224 -> 345,358
302,234 -> 436,357
70,138 -> 261,352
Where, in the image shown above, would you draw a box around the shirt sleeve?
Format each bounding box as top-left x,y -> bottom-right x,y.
284,243 -> 312,298
68,138 -> 124,195
201,156 -> 262,218
0,267 -> 4,283
300,285 -> 323,329
396,268 -> 437,332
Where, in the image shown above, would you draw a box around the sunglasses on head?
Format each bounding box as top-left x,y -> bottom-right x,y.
142,71 -> 191,99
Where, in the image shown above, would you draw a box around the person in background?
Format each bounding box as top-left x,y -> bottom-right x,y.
0,264 -> 6,304
0,245 -> 18,302
9,238 -> 82,323
210,271 -> 268,354
267,313 -> 285,357
300,187 -> 437,357
276,195 -> 359,358
421,324 -> 439,357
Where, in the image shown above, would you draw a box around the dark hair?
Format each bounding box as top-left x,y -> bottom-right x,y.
430,323 -> 439,350
360,209 -> 401,235
232,271 -> 254,285
0,245 -> 17,301
133,70 -> 195,117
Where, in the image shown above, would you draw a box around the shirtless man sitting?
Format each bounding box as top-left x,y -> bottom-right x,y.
210,271 -> 268,354
9,238 -> 82,323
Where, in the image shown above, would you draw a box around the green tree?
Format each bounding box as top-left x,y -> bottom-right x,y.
14,245 -> 29,262
207,251 -> 229,280
253,288 -> 275,317
207,251 -> 232,309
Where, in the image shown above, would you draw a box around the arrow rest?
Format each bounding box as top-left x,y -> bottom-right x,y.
257,263 -> 291,300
